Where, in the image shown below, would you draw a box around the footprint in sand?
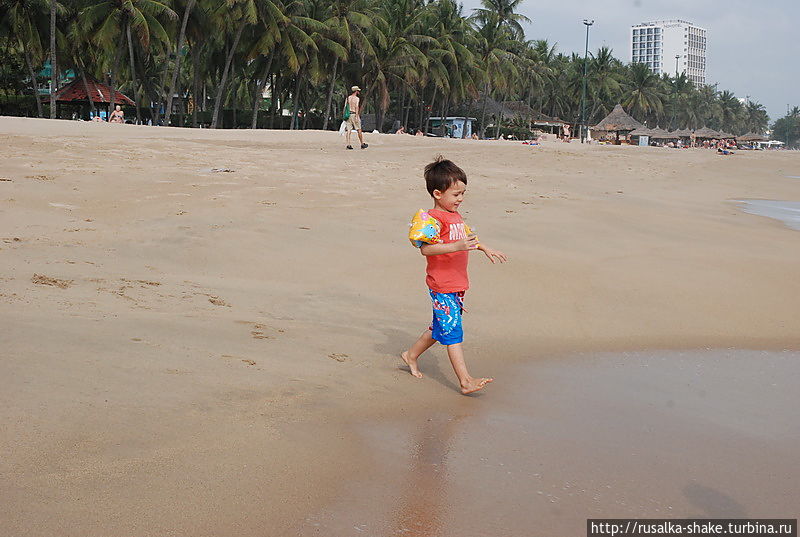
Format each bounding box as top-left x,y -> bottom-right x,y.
32,274 -> 72,289
328,353 -> 349,362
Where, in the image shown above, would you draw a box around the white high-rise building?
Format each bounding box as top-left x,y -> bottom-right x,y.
630,20 -> 707,85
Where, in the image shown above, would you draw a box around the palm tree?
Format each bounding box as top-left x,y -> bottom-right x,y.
320,0 -> 378,130
210,0 -> 260,128
622,62 -> 663,122
717,90 -> 741,133
743,100 -> 768,134
164,0 -> 197,125
471,0 -> 530,39
472,13 -> 519,136
586,46 -> 622,123
1,0 -> 51,117
79,0 -> 176,120
49,0 -> 56,117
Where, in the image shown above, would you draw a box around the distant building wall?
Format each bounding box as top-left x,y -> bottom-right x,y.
630,19 -> 706,85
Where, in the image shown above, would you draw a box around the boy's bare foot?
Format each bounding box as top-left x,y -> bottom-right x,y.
461,377 -> 493,395
400,351 -> 423,378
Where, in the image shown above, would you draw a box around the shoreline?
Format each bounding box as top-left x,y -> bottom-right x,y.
1,116 -> 799,536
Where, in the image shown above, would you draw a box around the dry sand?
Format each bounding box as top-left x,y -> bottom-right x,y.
1,117 -> 799,536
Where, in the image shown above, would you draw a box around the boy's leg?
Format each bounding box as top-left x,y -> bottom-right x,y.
401,329 -> 435,378
445,343 -> 493,395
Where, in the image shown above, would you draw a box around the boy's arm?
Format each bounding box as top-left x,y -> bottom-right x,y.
477,243 -> 508,264
420,236 -> 478,256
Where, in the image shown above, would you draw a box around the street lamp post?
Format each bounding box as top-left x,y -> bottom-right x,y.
580,19 -> 594,143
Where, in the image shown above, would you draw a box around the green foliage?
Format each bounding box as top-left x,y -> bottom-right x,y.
0,0 -> 774,133
771,108 -> 800,148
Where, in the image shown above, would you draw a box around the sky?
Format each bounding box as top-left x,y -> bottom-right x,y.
459,0 -> 799,122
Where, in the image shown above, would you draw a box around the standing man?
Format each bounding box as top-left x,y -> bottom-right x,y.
345,85 -> 368,150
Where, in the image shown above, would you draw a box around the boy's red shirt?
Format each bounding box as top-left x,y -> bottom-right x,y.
425,209 -> 469,293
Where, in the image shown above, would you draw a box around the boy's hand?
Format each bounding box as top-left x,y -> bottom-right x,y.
454,234 -> 479,251
480,247 -> 508,264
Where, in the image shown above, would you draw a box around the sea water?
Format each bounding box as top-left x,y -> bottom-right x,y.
736,199 -> 800,231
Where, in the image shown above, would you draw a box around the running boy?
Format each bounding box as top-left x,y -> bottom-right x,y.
402,157 -> 507,394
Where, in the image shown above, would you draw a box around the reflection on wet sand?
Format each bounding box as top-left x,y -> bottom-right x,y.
392,414 -> 468,536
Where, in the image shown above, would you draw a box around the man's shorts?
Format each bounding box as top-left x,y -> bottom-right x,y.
345,115 -> 362,131
428,290 -> 465,345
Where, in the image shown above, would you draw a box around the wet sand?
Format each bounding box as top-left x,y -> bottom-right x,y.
304,350 -> 800,536
1,117 -> 800,536
736,199 -> 800,230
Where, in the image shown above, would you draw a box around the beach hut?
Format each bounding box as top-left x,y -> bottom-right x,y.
51,76 -> 135,120
649,127 -> 673,140
52,77 -> 135,106
738,133 -> 768,142
428,117 -> 476,138
591,104 -> 644,143
628,126 -> 653,146
693,127 -> 722,139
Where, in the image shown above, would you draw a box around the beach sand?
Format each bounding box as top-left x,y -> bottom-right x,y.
1,117 -> 799,536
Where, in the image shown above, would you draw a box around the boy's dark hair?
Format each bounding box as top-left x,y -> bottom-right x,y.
424,156 -> 467,196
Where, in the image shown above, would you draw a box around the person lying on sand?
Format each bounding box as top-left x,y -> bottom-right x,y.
402,156 -> 507,395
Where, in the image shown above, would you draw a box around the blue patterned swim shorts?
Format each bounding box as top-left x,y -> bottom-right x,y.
428,290 -> 465,345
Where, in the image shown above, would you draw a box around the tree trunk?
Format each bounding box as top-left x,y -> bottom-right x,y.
192,43 -> 200,127
417,92 -> 424,130
211,23 -> 244,129
290,70 -> 303,130
397,86 -> 406,130
126,22 -> 142,124
79,69 -> 95,117
21,40 -> 44,118
108,38 -> 125,115
270,73 -> 279,128
494,93 -> 506,139
165,0 -> 195,126
479,82 -> 490,138
49,0 -> 56,118
403,86 -> 412,128
438,93 -> 448,136
424,86 -> 437,135
250,53 -> 273,129
322,56 -> 338,131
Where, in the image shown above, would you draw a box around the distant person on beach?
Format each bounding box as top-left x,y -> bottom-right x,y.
344,86 -> 367,150
396,126 -> 406,134
402,156 -> 507,394
109,105 -> 124,124
415,129 -> 424,137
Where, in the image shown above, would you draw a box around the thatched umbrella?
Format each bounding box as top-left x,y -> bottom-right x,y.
649,127 -> 673,139
592,104 -> 643,142
593,104 -> 643,131
629,127 -> 654,137
673,129 -> 693,137
694,127 -> 722,139
738,132 -> 768,142
718,132 -> 736,139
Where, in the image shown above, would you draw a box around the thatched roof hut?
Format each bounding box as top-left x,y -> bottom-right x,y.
694,127 -> 722,139
592,104 -> 643,132
649,127 -> 673,139
629,127 -> 654,137
673,129 -> 693,137
738,132 -> 768,142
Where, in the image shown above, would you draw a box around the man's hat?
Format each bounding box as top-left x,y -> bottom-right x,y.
351,85 -> 361,92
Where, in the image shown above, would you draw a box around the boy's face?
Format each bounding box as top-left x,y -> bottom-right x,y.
433,180 -> 466,212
